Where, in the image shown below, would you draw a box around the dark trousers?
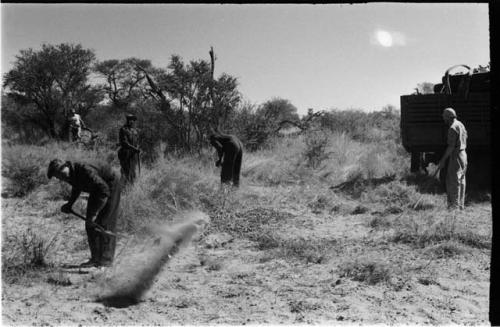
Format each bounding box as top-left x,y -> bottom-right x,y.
85,177 -> 121,265
118,148 -> 138,184
69,127 -> 80,142
221,148 -> 242,187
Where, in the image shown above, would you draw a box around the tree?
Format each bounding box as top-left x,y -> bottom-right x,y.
257,97 -> 299,125
2,43 -> 102,138
415,82 -> 434,95
140,51 -> 241,153
473,63 -> 490,73
94,58 -> 153,109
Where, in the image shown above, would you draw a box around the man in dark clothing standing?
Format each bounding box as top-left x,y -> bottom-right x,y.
118,114 -> 140,185
209,132 -> 243,187
48,159 -> 122,267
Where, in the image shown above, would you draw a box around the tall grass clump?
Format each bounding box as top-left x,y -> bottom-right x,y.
119,155 -> 217,235
243,135 -> 310,185
303,130 -> 330,169
243,131 -> 380,187
2,228 -> 59,283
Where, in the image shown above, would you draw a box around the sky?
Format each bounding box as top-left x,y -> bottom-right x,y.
0,3 -> 490,115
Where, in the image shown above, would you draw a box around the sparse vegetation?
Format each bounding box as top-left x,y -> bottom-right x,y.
338,257 -> 393,285
391,212 -> 491,249
2,228 -> 59,284
303,130 -> 330,169
1,88 -> 491,324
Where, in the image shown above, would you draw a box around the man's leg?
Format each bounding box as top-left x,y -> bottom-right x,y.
85,194 -> 102,265
446,156 -> 460,209
232,150 -> 242,187
95,178 -> 121,266
119,151 -> 132,184
84,224 -> 100,264
458,152 -> 468,210
221,152 -> 234,185
129,155 -> 137,184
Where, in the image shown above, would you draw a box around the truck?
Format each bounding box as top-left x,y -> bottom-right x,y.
400,64 -> 491,188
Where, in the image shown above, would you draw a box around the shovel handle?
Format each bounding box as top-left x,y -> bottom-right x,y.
69,210 -> 118,238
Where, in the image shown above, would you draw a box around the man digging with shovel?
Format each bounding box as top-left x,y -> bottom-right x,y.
47,159 -> 122,267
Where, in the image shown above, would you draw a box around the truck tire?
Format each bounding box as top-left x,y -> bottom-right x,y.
467,150 -> 491,190
410,151 -> 421,173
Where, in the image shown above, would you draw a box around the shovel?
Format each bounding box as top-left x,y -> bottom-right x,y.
69,209 -> 120,238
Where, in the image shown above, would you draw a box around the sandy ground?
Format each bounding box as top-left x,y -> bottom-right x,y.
1,189 -> 491,325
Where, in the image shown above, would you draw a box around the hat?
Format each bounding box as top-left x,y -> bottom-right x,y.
126,114 -> 137,121
47,159 -> 65,179
442,107 -> 457,119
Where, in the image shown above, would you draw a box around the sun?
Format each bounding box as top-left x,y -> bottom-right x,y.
376,30 -> 393,47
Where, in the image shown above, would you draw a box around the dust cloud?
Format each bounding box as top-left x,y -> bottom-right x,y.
96,211 -> 209,307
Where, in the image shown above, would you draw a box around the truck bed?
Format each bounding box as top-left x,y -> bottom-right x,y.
400,93 -> 490,153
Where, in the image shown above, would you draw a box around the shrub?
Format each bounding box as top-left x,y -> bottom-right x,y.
119,156 -> 217,235
2,228 -> 59,283
3,163 -> 46,197
303,130 -> 330,169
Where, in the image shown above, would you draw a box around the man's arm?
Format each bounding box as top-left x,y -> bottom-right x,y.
438,127 -> 457,169
61,187 -> 81,213
86,169 -> 111,221
78,116 -> 87,130
119,128 -> 140,152
210,138 -> 224,163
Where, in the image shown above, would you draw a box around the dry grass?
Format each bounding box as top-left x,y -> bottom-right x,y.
338,256 -> 393,285
423,241 -> 467,259
2,228 -> 59,284
257,233 -> 338,264
391,211 -> 491,249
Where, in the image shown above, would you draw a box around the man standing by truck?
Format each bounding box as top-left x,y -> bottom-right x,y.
437,107 -> 468,210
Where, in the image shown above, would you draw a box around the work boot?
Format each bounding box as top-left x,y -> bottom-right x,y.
80,259 -> 99,268
86,225 -> 100,262
100,233 -> 116,265
97,260 -> 113,267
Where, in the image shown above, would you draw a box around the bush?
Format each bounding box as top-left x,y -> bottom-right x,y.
119,155 -> 217,235
2,228 -> 59,282
2,148 -> 49,197
303,130 -> 330,169
318,108 -> 400,144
